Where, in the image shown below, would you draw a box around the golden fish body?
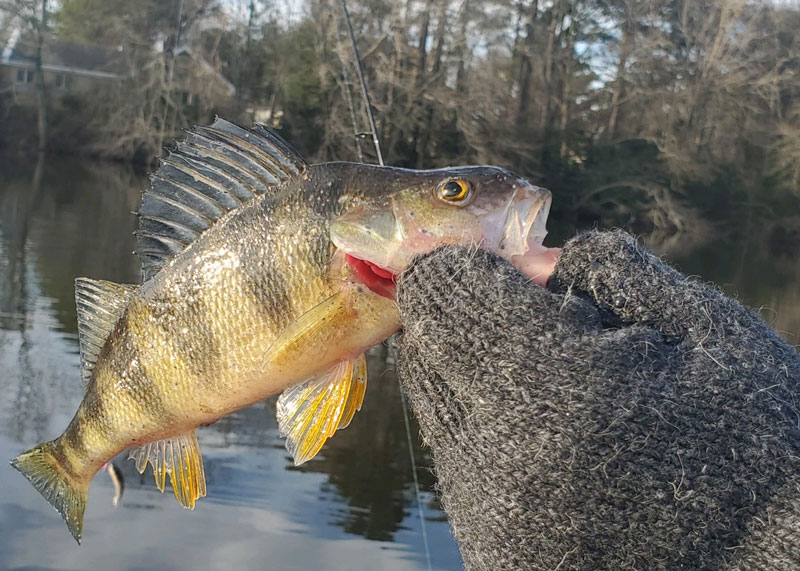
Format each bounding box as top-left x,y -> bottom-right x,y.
11,119 -> 552,543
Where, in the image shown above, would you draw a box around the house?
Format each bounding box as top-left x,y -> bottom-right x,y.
0,28 -> 234,108
1,28 -> 125,97
172,45 -> 236,105
144,44 -> 236,111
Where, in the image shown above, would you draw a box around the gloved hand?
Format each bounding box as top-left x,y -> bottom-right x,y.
394,230 -> 800,571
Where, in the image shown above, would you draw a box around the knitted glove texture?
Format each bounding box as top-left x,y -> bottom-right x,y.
394,231 -> 800,571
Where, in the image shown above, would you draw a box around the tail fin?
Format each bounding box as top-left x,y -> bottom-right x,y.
11,440 -> 89,544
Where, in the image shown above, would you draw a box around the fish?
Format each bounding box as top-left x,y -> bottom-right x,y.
10,118 -> 553,543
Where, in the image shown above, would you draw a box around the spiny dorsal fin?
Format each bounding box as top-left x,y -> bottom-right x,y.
128,430 -> 206,509
276,354 -> 368,466
136,118 -> 308,280
75,278 -> 136,383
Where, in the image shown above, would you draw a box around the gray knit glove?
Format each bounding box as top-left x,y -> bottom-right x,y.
394,230 -> 800,571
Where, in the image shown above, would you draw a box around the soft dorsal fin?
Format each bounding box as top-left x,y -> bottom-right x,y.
75,278 -> 137,383
136,118 -> 308,280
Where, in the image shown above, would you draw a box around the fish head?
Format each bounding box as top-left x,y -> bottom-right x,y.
330,165 -> 553,297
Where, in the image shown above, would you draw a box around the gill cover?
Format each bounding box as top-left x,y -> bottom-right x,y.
330,202 -> 411,275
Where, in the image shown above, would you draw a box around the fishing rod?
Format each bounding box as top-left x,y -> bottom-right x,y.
339,2 -> 432,569
340,0 -> 385,166
339,60 -> 365,162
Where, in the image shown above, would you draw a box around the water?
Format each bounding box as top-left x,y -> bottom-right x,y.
0,157 -> 457,571
0,157 -> 797,570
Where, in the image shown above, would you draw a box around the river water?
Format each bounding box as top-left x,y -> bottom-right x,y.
0,157 -> 797,570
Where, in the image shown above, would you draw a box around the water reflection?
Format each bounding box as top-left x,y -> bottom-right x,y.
642,217 -> 800,344
0,157 -> 460,570
295,347 -> 440,542
1,155 -> 798,570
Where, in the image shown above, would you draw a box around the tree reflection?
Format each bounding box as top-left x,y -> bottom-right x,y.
0,155 -> 48,442
0,157 -> 43,331
0,156 -> 143,443
293,346 -> 438,541
657,218 -> 800,344
0,156 -> 143,333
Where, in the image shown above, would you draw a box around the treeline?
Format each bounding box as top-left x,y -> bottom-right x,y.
2,0 -> 800,229
303,0 -> 800,228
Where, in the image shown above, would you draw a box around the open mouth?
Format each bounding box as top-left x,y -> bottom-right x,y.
345,254 -> 398,299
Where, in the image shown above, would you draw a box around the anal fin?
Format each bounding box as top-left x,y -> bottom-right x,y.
128,431 -> 206,508
277,354 -> 368,466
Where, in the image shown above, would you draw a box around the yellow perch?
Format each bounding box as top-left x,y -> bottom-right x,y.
11,118 -> 552,543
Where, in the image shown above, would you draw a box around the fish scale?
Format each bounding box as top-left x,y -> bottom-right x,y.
11,117 -> 552,544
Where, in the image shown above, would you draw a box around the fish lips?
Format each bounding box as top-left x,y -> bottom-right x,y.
496,187 -> 557,286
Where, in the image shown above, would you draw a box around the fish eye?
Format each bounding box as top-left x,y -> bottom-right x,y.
437,179 -> 472,205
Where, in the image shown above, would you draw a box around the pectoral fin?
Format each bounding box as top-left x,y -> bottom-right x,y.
128,431 -> 206,508
276,354 -> 368,466
260,290 -> 355,370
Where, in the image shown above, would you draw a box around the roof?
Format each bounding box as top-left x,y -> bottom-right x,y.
1,29 -> 125,79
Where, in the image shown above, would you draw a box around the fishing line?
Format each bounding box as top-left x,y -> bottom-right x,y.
398,379 -> 433,571
339,2 -> 432,568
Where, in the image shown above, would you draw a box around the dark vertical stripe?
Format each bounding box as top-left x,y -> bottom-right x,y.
150,289 -> 222,381
236,217 -> 297,332
108,319 -> 176,424
53,435 -> 83,481
240,258 -> 295,332
62,422 -> 89,458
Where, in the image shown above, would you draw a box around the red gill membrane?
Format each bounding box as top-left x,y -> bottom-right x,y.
345,254 -> 398,299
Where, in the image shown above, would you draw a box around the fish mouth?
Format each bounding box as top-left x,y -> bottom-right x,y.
498,186 -> 551,257
345,254 -> 398,299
